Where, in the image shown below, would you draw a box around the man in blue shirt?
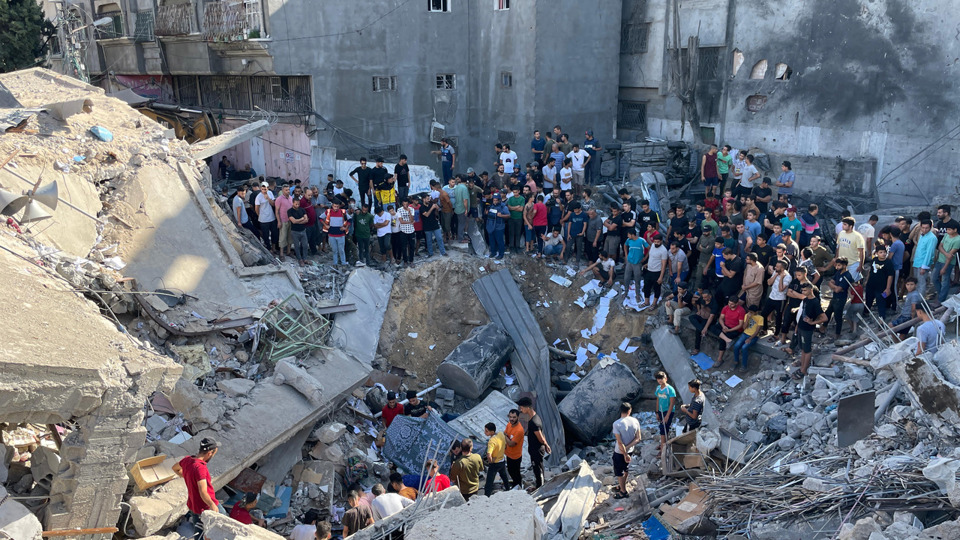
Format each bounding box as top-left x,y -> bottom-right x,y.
776,161 -> 795,199
622,228 -> 649,293
432,139 -> 456,182
913,220 -> 938,299
531,130 -> 546,166
485,193 -> 510,259
566,202 -> 589,266
583,130 -> 602,185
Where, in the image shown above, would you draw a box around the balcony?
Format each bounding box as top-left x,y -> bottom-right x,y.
203,0 -> 265,42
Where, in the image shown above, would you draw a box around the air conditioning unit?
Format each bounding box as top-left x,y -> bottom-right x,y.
429,121 -> 446,144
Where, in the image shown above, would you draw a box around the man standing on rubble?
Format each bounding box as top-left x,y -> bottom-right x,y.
275,183 -> 295,261
483,423 -> 510,496
449,438 -> 484,501
255,181 -> 279,253
381,392 -> 404,428
654,372 -> 677,451
173,438 -> 222,531
518,396 -> 550,490
341,491 -> 374,537
504,409 -> 525,489
788,283 -> 827,379
404,390 -> 430,418
611,402 -> 641,500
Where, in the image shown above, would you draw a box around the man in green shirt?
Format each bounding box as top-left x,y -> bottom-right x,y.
507,186 -> 526,252
353,204 -> 374,267
453,176 -> 470,243
780,208 -> 803,240
717,145 -> 733,192
934,221 -> 960,302
449,438 -> 484,501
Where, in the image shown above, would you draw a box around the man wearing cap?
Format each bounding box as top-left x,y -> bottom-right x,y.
404,390 -> 431,418
583,130 -> 602,185
173,438 -> 222,528
255,181 -> 279,253
485,192 -> 510,259
381,392 -> 404,428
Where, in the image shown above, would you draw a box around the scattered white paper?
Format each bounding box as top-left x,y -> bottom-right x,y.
479,267 -> 486,272
553,338 -> 562,345
592,296 -> 612,334
581,279 -> 601,293
565,266 -> 577,277
429,344 -> 436,350
407,332 -> 418,339
353,426 -> 361,434
622,285 -> 647,312
568,373 -> 581,381
625,346 -> 638,354
543,302 -> 550,308
609,352 -> 620,362
550,275 -> 572,287
519,270 -> 526,276
574,298 -> 587,309
725,375 -> 744,388
494,260 -> 503,265
576,348 -> 588,367
581,328 -> 593,339
604,289 -> 618,298
618,338 -> 631,351
586,343 -> 599,354
504,375 -> 515,385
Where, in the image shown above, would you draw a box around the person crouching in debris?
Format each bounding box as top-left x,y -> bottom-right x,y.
654,372 -> 677,452
679,379 -> 705,432
388,472 -> 418,500
173,437 -> 223,533
579,251 -> 615,286
341,491 -> 374,537
229,492 -> 265,526
611,402 -> 641,500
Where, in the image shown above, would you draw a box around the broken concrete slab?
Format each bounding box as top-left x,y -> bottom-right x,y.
437,322 -> 513,399
407,489 -> 546,540
837,391 -> 877,447
273,358 -> 324,405
255,423 -> 313,484
347,487 -> 466,540
189,120 -> 270,160
200,509 -> 284,540
217,377 -> 256,397
651,327 -> 717,428
558,357 -> 641,442
0,486 -> 42,540
332,268 -> 394,365
543,462 -> 601,540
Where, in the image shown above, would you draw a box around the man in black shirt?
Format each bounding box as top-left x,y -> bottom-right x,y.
865,245 -> 895,319
752,177 -> 773,215
688,289 -> 720,354
787,282 -> 826,378
718,248 -> 745,306
619,188 -> 637,212
287,197 -> 309,265
603,206 -> 624,259
764,202 -> 786,238
636,199 -> 659,230
517,396 -> 550,489
404,390 -> 430,418
371,157 -> 393,206
350,158 -> 373,210
667,206 -> 688,239
420,193 -> 446,257
394,154 -> 411,202
752,234 -> 776,272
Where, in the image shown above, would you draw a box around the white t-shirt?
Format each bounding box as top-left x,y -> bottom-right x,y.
371,493 -> 413,520
769,273 -> 791,301
857,223 -> 875,242
646,244 -> 670,272
740,164 -> 758,188
560,167 -> 573,190
500,151 -> 519,174
255,191 -> 276,222
599,258 -> 615,273
612,416 -> 641,455
373,212 -> 391,237
389,212 -> 401,233
567,149 -> 589,171
290,524 -> 317,540
542,165 -> 557,187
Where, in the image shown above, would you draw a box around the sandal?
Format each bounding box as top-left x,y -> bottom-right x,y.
613,491 -> 629,499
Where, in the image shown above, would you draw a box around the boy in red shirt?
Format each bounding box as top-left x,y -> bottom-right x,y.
716,298 -> 746,367
229,492 -> 265,526
381,391 -> 404,428
172,437 -> 221,528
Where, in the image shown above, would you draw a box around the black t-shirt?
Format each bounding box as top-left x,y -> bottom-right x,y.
694,295 -> 720,319
607,214 -> 625,239
670,216 -> 687,234
677,290 -> 694,306
764,210 -> 780,235
753,244 -> 775,269
720,256 -> 745,295
394,163 -> 410,188
623,197 -> 637,212
247,190 -> 259,213
787,280 -> 806,307
752,186 -> 772,213
866,258 -> 894,291
527,413 -> 544,451
421,202 -> 441,231
686,393 -> 705,429
798,298 -> 824,331
406,401 -> 428,418
637,210 -> 659,228
351,166 -> 372,186
371,166 -> 391,190
287,207 -> 307,232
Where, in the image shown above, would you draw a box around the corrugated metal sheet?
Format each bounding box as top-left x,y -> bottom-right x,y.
472,269 -> 565,467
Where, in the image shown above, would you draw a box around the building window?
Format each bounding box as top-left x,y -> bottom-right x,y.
428,0 -> 450,12
435,73 -> 455,90
620,23 -> 649,54
243,0 -> 265,37
496,0 -> 510,10
372,76 -> 398,92
96,3 -> 124,39
134,10 -> 155,42
617,101 -> 648,131
697,47 -> 724,81
500,71 -> 512,88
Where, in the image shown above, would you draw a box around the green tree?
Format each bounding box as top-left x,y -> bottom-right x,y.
0,0 -> 55,73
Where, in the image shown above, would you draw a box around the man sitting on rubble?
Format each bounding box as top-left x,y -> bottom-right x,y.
916,308 -> 946,355
381,391 -> 404,428
341,490 -> 374,537
403,390 -> 430,418
611,402 -> 641,500
172,437 -> 222,532
450,438 -> 484,501
679,379 -> 705,432
370,483 -> 413,520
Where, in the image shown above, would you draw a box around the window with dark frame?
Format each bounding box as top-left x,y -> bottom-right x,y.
428,0 -> 450,12
620,23 -> 649,54
617,101 -> 648,131
95,4 -> 124,39
372,76 -> 398,92
500,71 -> 512,88
435,73 -> 455,90
697,47 -> 724,81
133,10 -> 155,42
496,0 -> 510,10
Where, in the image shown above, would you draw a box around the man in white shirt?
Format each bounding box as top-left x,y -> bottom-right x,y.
499,144 -> 519,175
542,157 -> 558,190
370,483 -> 413,520
289,510 -> 327,540
856,214 -> 878,253
254,181 -> 278,252
643,235 -> 670,308
611,402 -> 641,499
559,159 -> 574,191
566,144 -> 590,190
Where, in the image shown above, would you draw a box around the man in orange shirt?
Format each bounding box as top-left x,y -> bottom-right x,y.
503,409 -> 525,489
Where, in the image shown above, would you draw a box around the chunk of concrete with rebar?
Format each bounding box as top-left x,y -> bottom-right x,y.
273,358 -> 324,405
437,323 -> 514,399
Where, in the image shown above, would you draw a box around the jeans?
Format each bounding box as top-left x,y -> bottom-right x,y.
534,225 -> 547,253
567,236 -> 585,264
291,230 -> 309,260
425,228 -> 446,256
397,186 -> 409,202
488,227 -> 505,258
623,261 -> 643,290
456,212 -> 467,241
934,261 -> 955,302
259,220 -> 279,250
916,267 -> 932,299
330,235 -> 346,265
484,461 -> 510,496
689,313 -> 720,350
733,333 -> 758,369
865,288 -> 889,320
670,270 -> 689,296
585,156 -> 601,184
442,164 -> 453,182
543,244 -> 563,256
506,457 -> 523,489
357,237 -> 370,263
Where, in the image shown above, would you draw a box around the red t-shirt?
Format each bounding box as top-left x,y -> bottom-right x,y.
426,474 -> 451,492
229,504 -> 253,525
179,456 -> 218,515
411,204 -> 423,232
382,403 -> 404,428
721,305 -> 746,329
532,203 -> 548,227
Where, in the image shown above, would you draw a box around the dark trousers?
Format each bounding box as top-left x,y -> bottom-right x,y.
530,449 -> 545,488
357,237 -> 370,263
359,182 -> 372,210
506,457 -> 523,489
643,269 -> 663,300
586,239 -> 600,263
489,228 -> 505,258
509,218 -> 524,249
392,233 -> 403,261
781,303 -> 800,337
824,295 -> 847,336
761,299 -> 785,335
534,225 -> 547,253
401,232 -> 415,263
259,220 -> 279,250
865,288 -> 889,319
397,186 -> 409,202
484,461 -> 510,496
689,313 -> 719,350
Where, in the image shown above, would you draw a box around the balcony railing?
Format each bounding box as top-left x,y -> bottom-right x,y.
155,2 -> 196,36
202,0 -> 264,41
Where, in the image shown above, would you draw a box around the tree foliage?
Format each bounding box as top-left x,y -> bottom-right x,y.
0,0 -> 55,73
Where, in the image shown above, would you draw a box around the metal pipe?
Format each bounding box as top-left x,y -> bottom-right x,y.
373,381 -> 442,418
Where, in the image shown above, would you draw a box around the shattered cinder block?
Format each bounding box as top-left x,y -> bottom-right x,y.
200,509 -> 285,539
273,359 -> 323,405
216,378 -> 255,397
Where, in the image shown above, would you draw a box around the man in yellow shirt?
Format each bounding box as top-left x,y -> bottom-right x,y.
483,423 -> 510,496
732,304 -> 765,370
503,409 -> 525,489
